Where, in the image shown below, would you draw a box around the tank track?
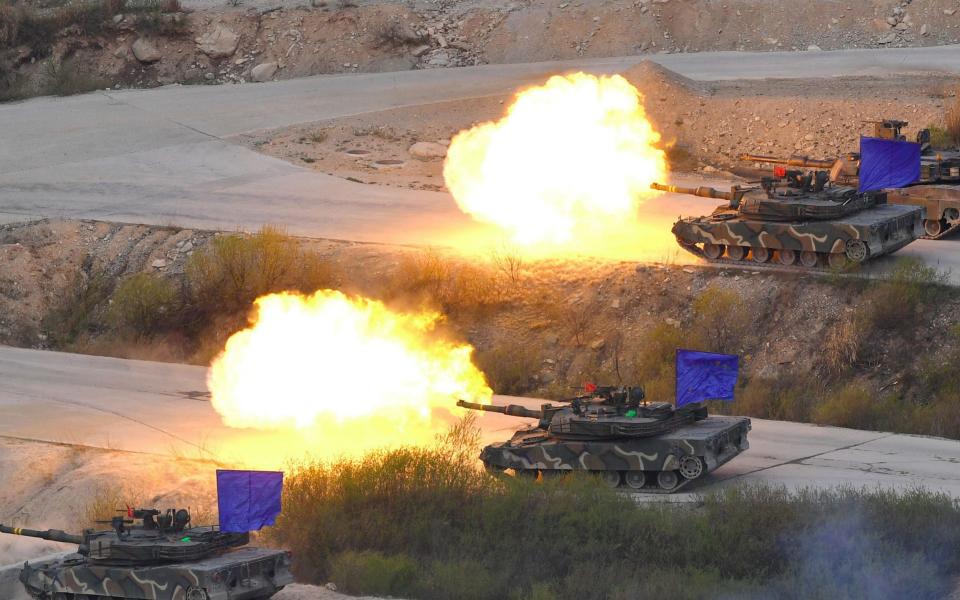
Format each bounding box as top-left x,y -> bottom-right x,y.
675,240 -> 848,273
516,468 -> 696,494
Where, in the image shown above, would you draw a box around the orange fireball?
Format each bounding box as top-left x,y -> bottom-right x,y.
444,72 -> 668,255
206,291 -> 491,460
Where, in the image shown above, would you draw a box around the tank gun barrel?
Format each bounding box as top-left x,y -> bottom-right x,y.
0,524 -> 83,545
457,400 -> 541,419
739,153 -> 835,169
651,182 -> 742,203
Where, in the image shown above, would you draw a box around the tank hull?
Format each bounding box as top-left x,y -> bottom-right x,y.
888,185 -> 960,239
481,416 -> 751,493
672,203 -> 923,268
18,546 -> 293,600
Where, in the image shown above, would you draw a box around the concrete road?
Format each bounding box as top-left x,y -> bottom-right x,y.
2,46 -> 960,263
2,345 -> 960,498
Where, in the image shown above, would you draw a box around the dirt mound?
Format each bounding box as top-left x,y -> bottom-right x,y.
621,60 -> 711,100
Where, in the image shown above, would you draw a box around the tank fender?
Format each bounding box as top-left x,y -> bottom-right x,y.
704,453 -> 718,472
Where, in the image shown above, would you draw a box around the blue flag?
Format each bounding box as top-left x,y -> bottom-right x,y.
858,136 -> 920,192
217,469 -> 283,533
675,350 -> 738,407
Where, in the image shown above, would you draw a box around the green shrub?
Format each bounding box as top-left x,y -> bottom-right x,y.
927,124 -> 953,150
857,258 -> 945,332
628,322 -> 684,400
731,374 -> 815,422
418,559 -> 508,600
39,57 -> 110,97
813,382 -> 885,430
474,343 -> 540,395
329,551 -> 417,596
268,420 -> 960,600
108,272 -> 177,335
186,226 -> 337,317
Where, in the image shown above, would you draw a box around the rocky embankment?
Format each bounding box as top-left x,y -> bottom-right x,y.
5,0 -> 960,97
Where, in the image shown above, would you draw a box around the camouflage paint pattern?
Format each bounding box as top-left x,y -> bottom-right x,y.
672,202 -> 922,258
18,546 -> 293,600
481,416 -> 751,492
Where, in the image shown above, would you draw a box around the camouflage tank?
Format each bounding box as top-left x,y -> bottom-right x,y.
651,178 -> 924,269
457,387 -> 751,493
0,507 -> 293,600
741,119 -> 960,238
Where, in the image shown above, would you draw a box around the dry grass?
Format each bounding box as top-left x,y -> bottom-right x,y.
821,316 -> 862,376
947,92 -> 960,147
78,484 -> 145,530
390,249 -> 503,313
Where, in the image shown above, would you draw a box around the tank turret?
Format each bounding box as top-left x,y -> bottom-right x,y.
459,387 -> 707,442
1,507 -> 294,599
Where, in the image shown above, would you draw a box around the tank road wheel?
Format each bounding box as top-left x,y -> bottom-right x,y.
703,243 -> 724,260
656,470 -> 680,491
624,471 -> 646,490
598,471 -> 622,488
924,219 -> 946,237
726,246 -> 747,261
751,247 -> 772,263
186,588 -> 211,600
679,456 -> 705,480
799,251 -> 819,268
777,249 -> 797,266
828,253 -> 849,269
845,239 -> 869,264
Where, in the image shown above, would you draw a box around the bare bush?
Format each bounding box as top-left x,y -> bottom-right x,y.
561,300 -> 593,346
490,246 -> 524,287
691,287 -> 749,353
374,21 -> 423,48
